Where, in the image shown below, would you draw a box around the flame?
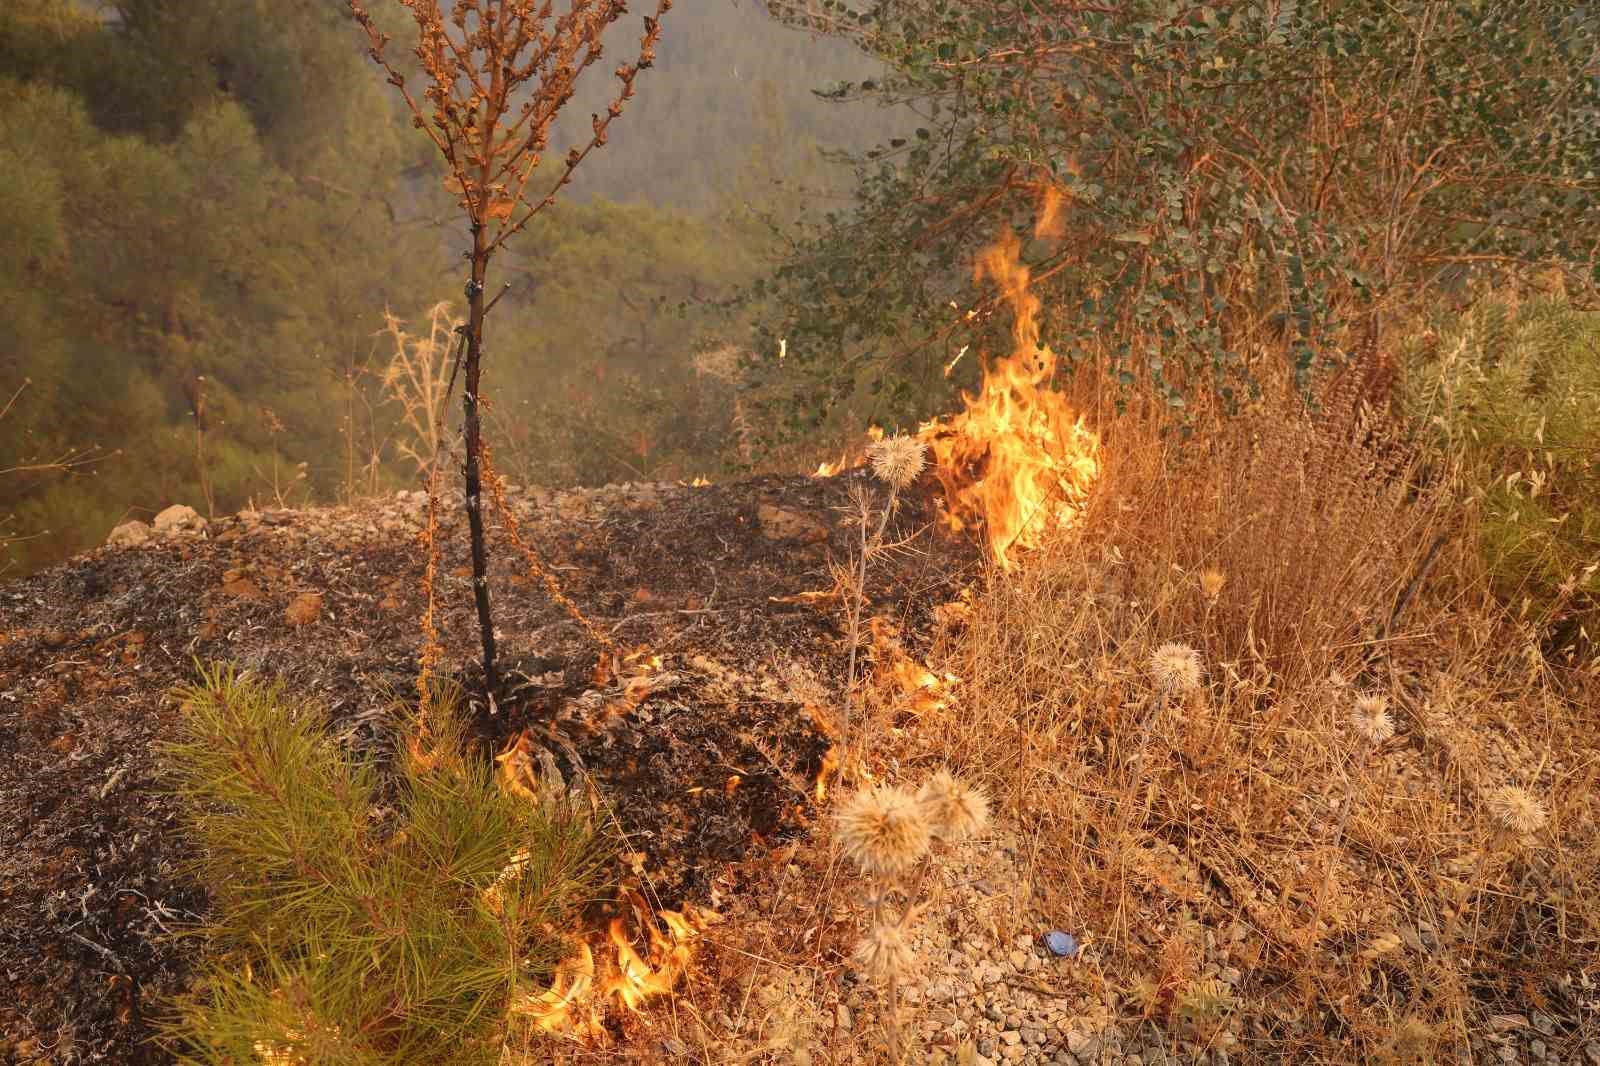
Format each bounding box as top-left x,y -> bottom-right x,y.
812,453 -> 849,478
869,617 -> 961,718
920,198 -> 1101,569
814,745 -> 840,803
810,426 -> 885,478
514,903 -> 715,1041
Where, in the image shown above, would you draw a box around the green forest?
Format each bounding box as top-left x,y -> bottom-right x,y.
0,0 -> 895,573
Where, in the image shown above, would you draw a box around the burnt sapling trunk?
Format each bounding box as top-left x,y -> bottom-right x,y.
462,222 -> 498,695
351,0 -> 670,722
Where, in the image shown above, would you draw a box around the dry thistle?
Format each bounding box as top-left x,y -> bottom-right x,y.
1486,785 -> 1548,835
1199,568 -> 1227,599
836,785 -> 933,877
1149,642 -> 1203,694
1349,693 -> 1396,745
916,770 -> 990,842
868,435 -> 928,491
854,916 -> 917,980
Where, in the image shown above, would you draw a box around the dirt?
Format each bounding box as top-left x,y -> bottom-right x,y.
0,471 -> 978,1064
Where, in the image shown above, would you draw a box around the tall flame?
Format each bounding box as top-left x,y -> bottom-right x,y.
921,195 -> 1100,569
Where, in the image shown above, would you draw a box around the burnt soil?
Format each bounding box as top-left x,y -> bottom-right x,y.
0,472 -> 977,1064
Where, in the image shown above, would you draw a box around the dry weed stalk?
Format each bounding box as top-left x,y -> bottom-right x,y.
351,0 -> 670,700
380,302 -> 463,478
835,436 -> 928,763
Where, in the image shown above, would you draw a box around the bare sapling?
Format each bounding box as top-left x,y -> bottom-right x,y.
350,0 -> 670,701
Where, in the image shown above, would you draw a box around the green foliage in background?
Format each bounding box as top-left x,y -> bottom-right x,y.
0,0 -> 892,573
1402,290 -> 1600,659
158,666 -> 608,1065
752,0 -> 1600,441
0,0 -> 443,570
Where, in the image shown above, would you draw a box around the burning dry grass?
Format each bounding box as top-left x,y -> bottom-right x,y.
911,379 -> 1600,1061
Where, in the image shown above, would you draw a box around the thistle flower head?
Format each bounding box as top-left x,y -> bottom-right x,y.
916,770 -> 990,842
867,435 -> 928,491
1349,694 -> 1396,745
854,917 -> 917,980
1486,785 -> 1547,835
836,784 -> 933,877
1149,642 -> 1203,694
1199,568 -> 1227,599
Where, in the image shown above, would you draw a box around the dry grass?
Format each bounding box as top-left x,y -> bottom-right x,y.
910,364 -> 1600,1062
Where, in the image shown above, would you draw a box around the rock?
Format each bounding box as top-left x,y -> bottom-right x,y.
1531,1013 -> 1556,1037
153,504 -> 206,535
1066,1031 -> 1100,1058
757,504 -> 829,544
284,591 -> 323,627
1002,1031 -> 1023,1046
105,520 -> 152,548
834,1003 -> 852,1032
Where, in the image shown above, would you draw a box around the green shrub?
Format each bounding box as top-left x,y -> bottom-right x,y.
1402,289 -> 1600,658
158,666 -> 608,1065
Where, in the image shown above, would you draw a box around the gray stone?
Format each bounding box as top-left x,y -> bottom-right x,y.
106,520 -> 152,547
1067,1031 -> 1101,1058
153,504 -> 206,534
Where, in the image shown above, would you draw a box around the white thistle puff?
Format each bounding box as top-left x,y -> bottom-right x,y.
867,436 -> 929,492
1148,642 -> 1203,694
1349,694 -> 1396,745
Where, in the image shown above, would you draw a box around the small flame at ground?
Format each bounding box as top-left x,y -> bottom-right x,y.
870,617 -> 961,718
810,426 -> 885,478
921,192 -> 1101,569
514,901 -> 717,1041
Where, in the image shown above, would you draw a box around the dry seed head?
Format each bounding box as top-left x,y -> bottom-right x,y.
1349,693 -> 1396,744
867,435 -> 928,491
836,785 -> 933,877
854,916 -> 917,980
916,771 -> 990,842
1149,642 -> 1203,693
1199,568 -> 1227,599
1486,785 -> 1547,835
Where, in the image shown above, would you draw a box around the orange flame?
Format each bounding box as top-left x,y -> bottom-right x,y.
514,903 -> 716,1041
921,197 -> 1101,569
869,617 -> 961,718
810,426 -> 885,478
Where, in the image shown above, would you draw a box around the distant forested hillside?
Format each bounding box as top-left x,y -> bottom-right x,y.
0,0 -> 895,573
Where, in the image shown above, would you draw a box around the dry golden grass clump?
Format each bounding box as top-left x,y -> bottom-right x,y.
908,361 -> 1600,1063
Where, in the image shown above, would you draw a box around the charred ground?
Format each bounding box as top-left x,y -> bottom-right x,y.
0,472 -> 975,1064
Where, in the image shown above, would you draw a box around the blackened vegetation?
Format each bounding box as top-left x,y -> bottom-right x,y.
0,470 -> 974,1063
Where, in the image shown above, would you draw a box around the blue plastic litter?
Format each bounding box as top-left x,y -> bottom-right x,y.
1043,930 -> 1079,958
